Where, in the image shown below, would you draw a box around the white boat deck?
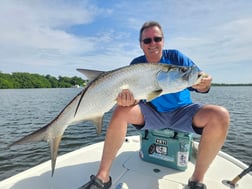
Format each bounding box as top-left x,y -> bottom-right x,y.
1,136 -> 251,189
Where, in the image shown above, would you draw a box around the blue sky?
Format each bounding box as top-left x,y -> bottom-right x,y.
0,0 -> 251,83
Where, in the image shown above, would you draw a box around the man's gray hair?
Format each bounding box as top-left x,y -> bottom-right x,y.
139,21 -> 164,41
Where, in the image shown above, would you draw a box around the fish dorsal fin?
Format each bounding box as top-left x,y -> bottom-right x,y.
91,115 -> 104,135
77,68 -> 104,81
146,89 -> 163,101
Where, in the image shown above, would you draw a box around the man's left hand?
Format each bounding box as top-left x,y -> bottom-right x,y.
192,72 -> 212,93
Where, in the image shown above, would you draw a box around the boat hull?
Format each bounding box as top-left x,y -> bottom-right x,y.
1,136 -> 251,189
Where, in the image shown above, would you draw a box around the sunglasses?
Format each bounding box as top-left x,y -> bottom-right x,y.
142,36 -> 163,44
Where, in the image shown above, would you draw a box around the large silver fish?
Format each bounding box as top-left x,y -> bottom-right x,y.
9,63 -> 202,176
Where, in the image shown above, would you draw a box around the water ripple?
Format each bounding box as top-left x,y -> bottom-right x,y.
0,87 -> 252,181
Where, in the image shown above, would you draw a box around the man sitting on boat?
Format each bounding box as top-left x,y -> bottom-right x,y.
79,21 -> 230,189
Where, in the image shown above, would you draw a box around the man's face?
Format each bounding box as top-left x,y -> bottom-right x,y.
140,26 -> 164,63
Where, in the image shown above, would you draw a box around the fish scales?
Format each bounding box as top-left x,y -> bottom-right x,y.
74,63 -> 163,122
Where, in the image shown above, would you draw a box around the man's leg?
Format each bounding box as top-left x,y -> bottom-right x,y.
95,105 -> 144,183
191,105 -> 230,182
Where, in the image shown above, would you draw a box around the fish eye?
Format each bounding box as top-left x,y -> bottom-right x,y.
180,67 -> 188,73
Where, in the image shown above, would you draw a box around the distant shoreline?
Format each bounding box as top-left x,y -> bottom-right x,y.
0,83 -> 251,89
0,72 -> 251,89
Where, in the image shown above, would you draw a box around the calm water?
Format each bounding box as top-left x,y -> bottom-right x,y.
0,87 -> 251,181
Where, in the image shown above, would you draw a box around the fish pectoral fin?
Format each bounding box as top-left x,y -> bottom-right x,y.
50,135 -> 62,177
146,89 -> 163,101
91,115 -> 104,135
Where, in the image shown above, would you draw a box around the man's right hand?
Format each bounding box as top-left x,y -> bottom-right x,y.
116,89 -> 136,107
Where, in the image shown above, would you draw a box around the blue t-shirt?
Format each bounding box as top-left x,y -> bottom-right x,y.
130,49 -> 200,112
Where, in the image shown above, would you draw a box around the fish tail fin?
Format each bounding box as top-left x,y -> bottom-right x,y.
8,126 -> 48,148
8,123 -> 63,177
50,135 -> 62,177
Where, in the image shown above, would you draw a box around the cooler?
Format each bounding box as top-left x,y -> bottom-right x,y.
139,129 -> 193,171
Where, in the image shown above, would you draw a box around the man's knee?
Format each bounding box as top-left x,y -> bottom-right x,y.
213,106 -> 230,128
194,105 -> 230,131
203,105 -> 230,137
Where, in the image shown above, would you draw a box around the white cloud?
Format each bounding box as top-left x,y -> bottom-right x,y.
0,0 -> 251,83
0,0 -> 103,74
167,17 -> 252,66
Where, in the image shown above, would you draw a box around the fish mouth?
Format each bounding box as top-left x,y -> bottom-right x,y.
181,66 -> 197,81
